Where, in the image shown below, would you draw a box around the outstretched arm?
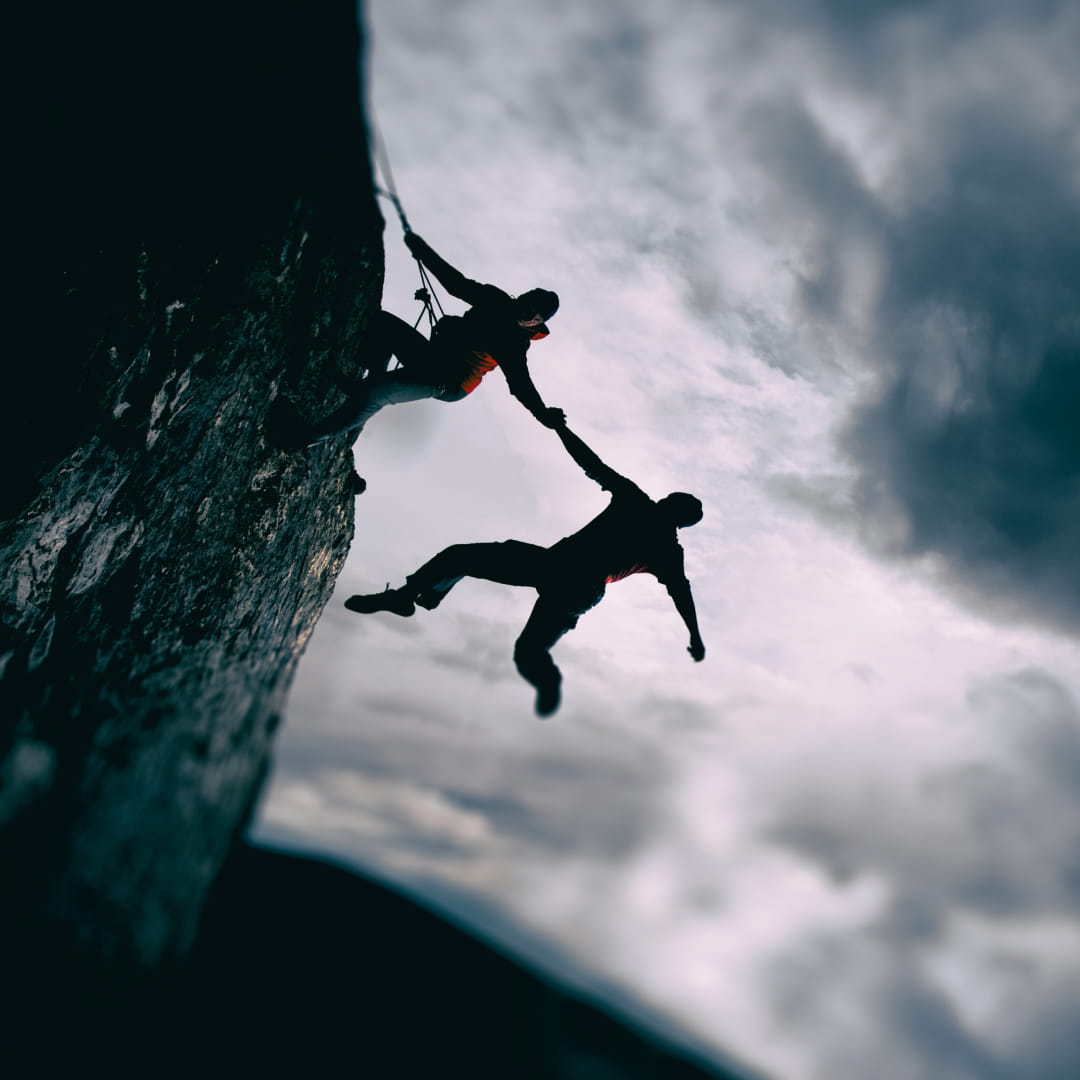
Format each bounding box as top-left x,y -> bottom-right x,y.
404,232 -> 490,306
666,575 -> 705,661
552,423 -> 643,498
500,356 -> 565,429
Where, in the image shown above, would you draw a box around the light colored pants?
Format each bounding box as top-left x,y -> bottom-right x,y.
311,372 -> 467,444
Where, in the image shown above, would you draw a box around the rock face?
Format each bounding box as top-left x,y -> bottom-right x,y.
2,0 -> 383,978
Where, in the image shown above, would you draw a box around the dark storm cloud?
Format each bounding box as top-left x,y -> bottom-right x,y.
845,87 -> 1080,631
744,0 -> 1080,634
741,92 -> 885,328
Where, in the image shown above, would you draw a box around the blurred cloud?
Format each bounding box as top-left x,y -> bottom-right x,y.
770,668 -> 1080,916
761,669 -> 1080,1077
717,0 -> 1080,634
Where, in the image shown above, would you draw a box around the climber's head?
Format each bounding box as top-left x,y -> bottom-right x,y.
515,289 -> 559,337
657,492 -> 703,528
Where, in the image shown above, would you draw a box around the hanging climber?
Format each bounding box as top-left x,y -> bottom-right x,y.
270,228 -> 565,449
343,421 -> 706,716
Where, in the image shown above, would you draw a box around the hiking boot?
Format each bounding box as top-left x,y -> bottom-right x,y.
344,587 -> 415,617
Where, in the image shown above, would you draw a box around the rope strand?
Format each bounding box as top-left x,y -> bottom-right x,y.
371,118 -> 447,331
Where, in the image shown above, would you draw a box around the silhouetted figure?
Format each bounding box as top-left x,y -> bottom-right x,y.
345,423 -> 705,715
271,231 -> 564,449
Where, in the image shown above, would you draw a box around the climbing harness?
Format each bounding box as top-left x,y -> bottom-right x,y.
409,261 -> 447,332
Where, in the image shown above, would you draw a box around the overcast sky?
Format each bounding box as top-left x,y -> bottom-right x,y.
254,2 -> 1080,1077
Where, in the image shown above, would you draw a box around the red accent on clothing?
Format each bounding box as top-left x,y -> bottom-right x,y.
606,562 -> 652,584
456,332 -> 545,394
459,351 -> 500,394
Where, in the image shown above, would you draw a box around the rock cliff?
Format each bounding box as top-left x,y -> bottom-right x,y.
2,0 -> 382,981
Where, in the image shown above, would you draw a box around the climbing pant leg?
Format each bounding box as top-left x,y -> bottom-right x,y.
378,311 -> 433,373
382,311 -> 476,402
309,369 -> 441,443
433,385 -> 468,403
512,582 -> 606,692
406,541 -> 548,610
304,311 -> 441,444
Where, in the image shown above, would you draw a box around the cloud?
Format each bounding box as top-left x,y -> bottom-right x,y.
770,668 -> 1080,920
264,678 -> 672,867
727,0 -> 1080,634
843,87 -> 1080,633
761,668 -> 1080,1078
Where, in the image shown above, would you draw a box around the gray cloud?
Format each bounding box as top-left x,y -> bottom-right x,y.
772,668 -> 1080,919
844,97 -> 1080,633
424,612 -> 521,682
768,929 -> 1080,1080
736,1 -> 1080,634
764,667 -> 1080,1077
269,705 -> 670,862
756,0 -> 1070,83
769,942 -> 1011,1080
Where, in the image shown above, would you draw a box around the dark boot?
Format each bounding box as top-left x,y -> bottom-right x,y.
532,669 -> 562,717
344,587 -> 415,617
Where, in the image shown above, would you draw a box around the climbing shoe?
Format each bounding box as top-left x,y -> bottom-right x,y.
344,588 -> 415,617
348,469 -> 367,495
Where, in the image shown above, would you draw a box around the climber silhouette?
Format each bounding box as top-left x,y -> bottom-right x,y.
271,230 -> 564,449
344,422 -> 705,716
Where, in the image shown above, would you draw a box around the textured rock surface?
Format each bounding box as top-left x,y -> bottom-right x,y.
2,0 -> 382,976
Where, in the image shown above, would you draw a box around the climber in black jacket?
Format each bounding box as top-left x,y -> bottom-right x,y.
343,422 -> 705,716
270,231 -> 564,448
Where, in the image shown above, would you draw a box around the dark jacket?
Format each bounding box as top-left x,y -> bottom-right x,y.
405,233 -> 553,420
548,459 -> 688,589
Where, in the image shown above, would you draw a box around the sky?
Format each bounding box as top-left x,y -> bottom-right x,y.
253,2 -> 1080,1077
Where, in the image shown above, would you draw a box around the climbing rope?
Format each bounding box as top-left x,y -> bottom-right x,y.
372,121 -> 446,332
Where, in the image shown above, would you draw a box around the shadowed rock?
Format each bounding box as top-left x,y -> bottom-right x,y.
2,0 -> 383,980
16,844 -> 754,1079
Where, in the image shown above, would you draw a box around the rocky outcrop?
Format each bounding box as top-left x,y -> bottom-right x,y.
1,0 -> 382,980
176,844 -> 750,1079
